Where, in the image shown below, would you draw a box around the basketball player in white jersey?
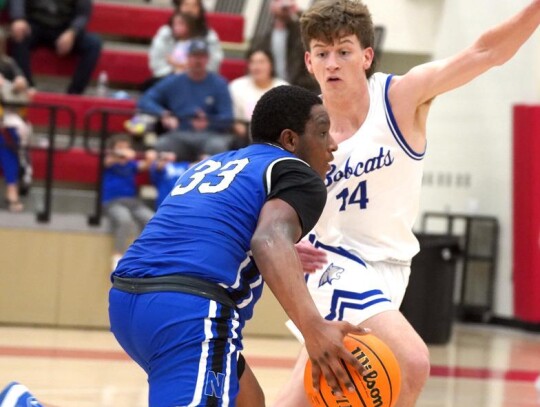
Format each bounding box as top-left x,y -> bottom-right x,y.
272,1 -> 540,406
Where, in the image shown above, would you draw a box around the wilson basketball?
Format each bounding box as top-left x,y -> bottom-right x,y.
304,333 -> 401,407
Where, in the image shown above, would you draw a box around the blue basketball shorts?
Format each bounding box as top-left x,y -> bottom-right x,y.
109,288 -> 243,407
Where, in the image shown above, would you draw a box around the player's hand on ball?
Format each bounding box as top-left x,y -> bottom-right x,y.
295,240 -> 327,273
303,319 -> 370,396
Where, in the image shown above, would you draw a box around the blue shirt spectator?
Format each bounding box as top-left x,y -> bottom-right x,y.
137,38 -> 235,162
138,71 -> 233,134
148,152 -> 190,207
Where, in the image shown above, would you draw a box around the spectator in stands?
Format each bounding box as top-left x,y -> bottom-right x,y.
251,0 -> 319,93
0,29 -> 33,212
147,150 -> 190,208
174,0 -> 223,73
0,126 -> 24,212
0,28 -> 33,148
102,134 -> 154,270
8,0 -> 103,95
137,38 -> 235,162
143,11 -> 197,91
229,47 -> 288,144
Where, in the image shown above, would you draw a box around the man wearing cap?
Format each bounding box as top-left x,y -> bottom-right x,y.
138,37 -> 235,162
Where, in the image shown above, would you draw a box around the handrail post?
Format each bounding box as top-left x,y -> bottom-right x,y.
36,106 -> 58,223
88,111 -> 109,226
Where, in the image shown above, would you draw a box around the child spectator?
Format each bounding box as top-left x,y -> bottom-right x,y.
144,11 -> 197,91
228,47 -> 288,143
0,30 -> 33,211
147,150 -> 190,208
0,126 -> 23,212
102,134 -> 154,270
0,28 -> 33,148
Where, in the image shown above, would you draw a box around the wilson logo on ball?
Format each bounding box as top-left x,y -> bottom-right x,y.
304,333 -> 401,407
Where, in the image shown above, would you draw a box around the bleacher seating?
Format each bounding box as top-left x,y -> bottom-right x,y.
31,147 -> 150,186
21,2 -> 247,191
31,47 -> 247,85
28,92 -> 139,187
88,2 -> 244,44
30,2 -> 247,85
29,91 -> 136,132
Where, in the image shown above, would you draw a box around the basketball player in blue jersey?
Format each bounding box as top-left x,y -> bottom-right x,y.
108,85 -> 372,407
273,1 -> 540,407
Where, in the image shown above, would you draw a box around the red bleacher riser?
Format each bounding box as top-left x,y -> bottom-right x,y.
29,92 -> 136,132
31,148 -> 99,184
31,48 -> 247,84
89,2 -> 244,44
31,147 -> 151,186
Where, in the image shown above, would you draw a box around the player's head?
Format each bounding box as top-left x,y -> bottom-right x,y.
301,0 -> 376,78
251,85 -> 336,177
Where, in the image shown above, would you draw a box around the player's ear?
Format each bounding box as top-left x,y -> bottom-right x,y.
279,129 -> 299,153
305,51 -> 313,74
362,47 -> 374,72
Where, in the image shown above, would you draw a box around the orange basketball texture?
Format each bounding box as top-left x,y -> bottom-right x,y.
304,333 -> 401,407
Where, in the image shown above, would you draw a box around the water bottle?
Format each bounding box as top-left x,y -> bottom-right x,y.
96,71 -> 109,97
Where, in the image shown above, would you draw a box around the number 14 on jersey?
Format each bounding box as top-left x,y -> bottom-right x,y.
336,180 -> 369,211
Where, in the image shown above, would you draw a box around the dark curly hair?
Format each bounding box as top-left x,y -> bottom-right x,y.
250,85 -> 322,143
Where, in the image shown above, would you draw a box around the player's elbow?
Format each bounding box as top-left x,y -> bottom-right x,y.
475,36 -> 519,67
251,224 -> 294,260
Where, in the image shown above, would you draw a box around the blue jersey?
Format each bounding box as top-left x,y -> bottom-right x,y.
114,143 -> 326,322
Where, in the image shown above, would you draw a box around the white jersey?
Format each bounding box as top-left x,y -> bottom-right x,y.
313,72 -> 424,263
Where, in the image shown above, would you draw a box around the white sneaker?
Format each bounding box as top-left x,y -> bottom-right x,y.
0,381 -> 44,406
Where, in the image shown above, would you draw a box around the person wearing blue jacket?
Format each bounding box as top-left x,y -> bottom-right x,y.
138,38 -> 235,162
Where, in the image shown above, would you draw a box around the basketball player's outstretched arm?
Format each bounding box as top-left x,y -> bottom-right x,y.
391,0 -> 540,117
251,198 -> 369,396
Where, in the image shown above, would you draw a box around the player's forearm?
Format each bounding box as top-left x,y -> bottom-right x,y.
475,0 -> 540,66
251,231 -> 322,332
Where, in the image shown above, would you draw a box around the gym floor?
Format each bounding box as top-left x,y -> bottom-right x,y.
0,323 -> 538,406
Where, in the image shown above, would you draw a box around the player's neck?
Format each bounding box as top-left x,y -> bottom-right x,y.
323,87 -> 370,142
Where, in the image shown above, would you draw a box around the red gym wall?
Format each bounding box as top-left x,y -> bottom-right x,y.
512,105 -> 540,324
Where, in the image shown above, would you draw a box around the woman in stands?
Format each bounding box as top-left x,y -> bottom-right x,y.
174,0 -> 224,73
228,47 -> 288,145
